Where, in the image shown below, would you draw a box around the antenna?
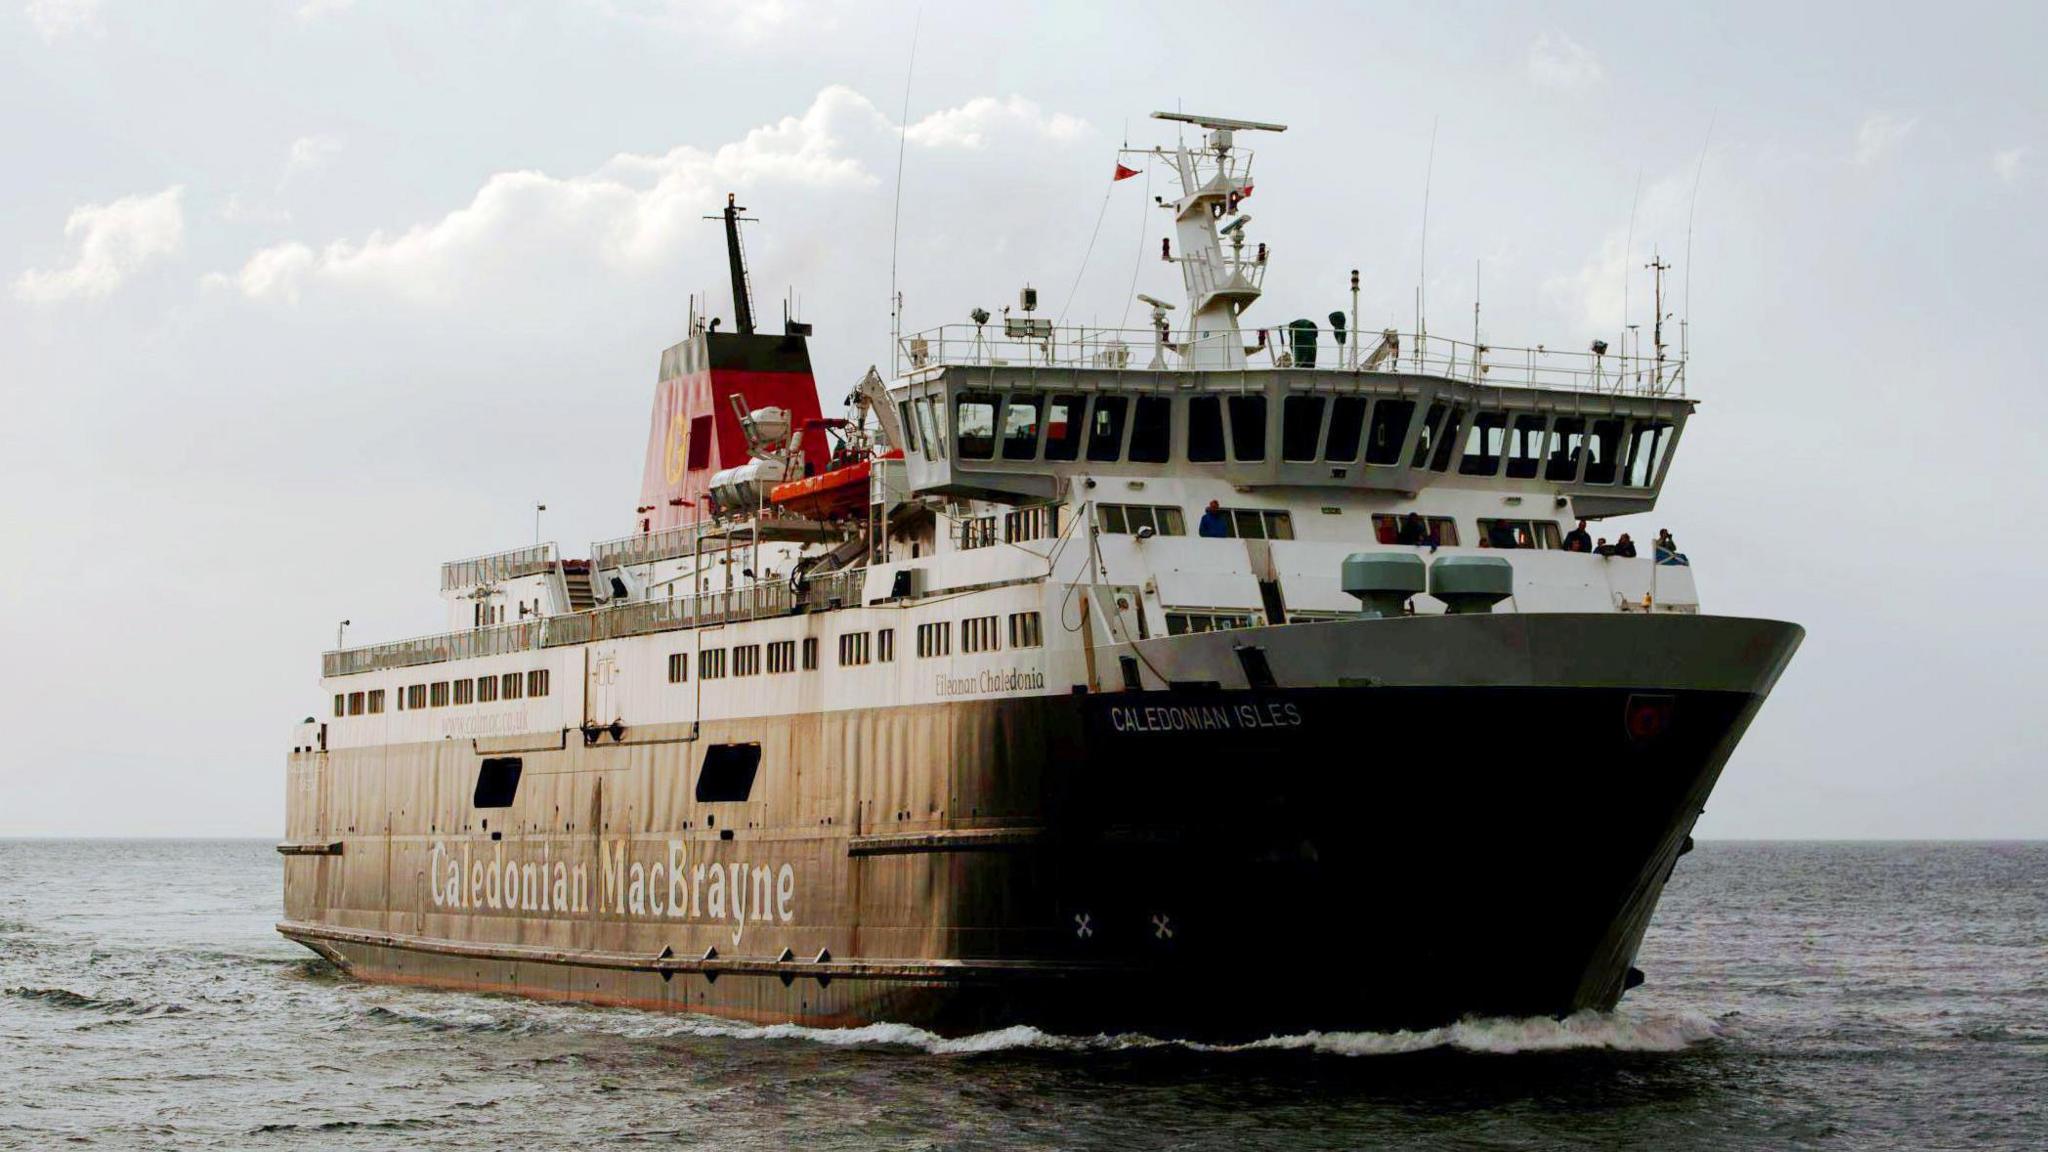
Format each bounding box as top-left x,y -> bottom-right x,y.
1683,116 -> 1715,372
1417,115 -> 1438,366
888,11 -> 920,374
1621,166 -> 1641,372
1647,249 -> 1670,388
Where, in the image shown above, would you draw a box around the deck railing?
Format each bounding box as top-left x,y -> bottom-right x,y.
440,543 -> 560,591
898,325 -> 1685,397
323,568 -> 870,677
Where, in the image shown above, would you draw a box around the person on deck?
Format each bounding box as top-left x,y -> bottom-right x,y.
1197,500 -> 1230,538
1397,511 -> 1427,546
1564,520 -> 1593,553
1655,528 -> 1689,566
1594,537 -> 1616,556
1487,520 -> 1520,549
1614,533 -> 1638,558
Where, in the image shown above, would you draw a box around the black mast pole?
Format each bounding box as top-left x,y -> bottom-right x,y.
722,193 -> 755,336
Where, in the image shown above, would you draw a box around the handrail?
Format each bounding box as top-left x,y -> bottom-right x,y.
897,325 -> 1685,398
324,568 -> 871,677
440,543 -> 560,591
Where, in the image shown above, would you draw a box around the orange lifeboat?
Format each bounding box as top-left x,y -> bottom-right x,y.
768,450 -> 901,520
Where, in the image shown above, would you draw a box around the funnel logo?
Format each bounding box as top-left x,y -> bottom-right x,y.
663,411 -> 691,485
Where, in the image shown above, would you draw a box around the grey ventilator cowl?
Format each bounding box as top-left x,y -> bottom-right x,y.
1342,552 -> 1427,618
1430,555 -> 1514,614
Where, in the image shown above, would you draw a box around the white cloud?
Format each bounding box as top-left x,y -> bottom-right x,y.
1853,113 -> 1918,165
904,96 -> 1087,150
295,0 -> 354,21
24,0 -> 101,40
1528,32 -> 1603,91
1992,145 -> 2028,185
220,86 -> 1085,305
14,185 -> 184,304
592,0 -> 821,46
281,134 -> 344,187
1542,171 -> 1694,335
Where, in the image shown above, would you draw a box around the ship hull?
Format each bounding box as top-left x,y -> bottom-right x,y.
280,612 -> 1801,1040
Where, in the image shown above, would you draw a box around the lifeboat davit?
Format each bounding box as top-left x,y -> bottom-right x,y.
768,450 -> 901,519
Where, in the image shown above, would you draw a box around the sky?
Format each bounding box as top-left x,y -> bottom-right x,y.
3,0 -> 2043,838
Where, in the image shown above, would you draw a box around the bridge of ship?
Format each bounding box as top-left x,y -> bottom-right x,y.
888,324 -> 1693,518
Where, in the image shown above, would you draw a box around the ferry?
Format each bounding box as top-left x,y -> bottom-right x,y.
280,112 -> 1803,1039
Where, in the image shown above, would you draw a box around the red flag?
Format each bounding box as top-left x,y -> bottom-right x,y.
1113,162 -> 1141,181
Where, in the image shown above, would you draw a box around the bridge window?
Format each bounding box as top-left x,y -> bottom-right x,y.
1366,399 -> 1415,465
1098,503 -> 1186,536
1371,514 -> 1460,547
896,401 -> 921,455
956,392 -> 997,459
1505,415 -> 1551,479
1626,421 -> 1675,487
1087,396 -> 1128,462
1130,396 -> 1172,463
1461,412 -> 1510,476
1324,396 -> 1368,462
1187,395 -> 1225,462
1227,395 -> 1267,461
1045,394 -> 1085,461
915,397 -> 945,460
1478,518 -> 1563,549
1000,396 -> 1041,460
1585,419 -> 1625,484
1282,395 -> 1325,461
1430,406 -> 1466,471
695,744 -> 760,804
1548,417 -> 1587,481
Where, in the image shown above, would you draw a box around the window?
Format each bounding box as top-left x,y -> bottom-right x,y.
1626,421 -> 1675,487
1087,395 -> 1128,462
699,649 -> 726,679
962,615 -> 1001,653
1187,395 -> 1226,462
500,673 -> 522,701
1549,417 -> 1588,482
686,414 -> 714,470
473,757 -> 522,808
838,631 -> 871,666
1371,514 -> 1460,547
1045,395 -> 1085,461
453,678 -> 474,706
1461,412 -> 1510,476
1097,503 -> 1186,536
915,397 -> 944,460
1478,518 -> 1564,550
695,743 -> 761,803
1165,610 -> 1261,635
878,628 -> 895,662
801,637 -> 818,670
733,644 -> 761,676
367,689 -> 385,714
1429,406 -> 1466,471
1506,414 -> 1552,480
1227,395 -> 1267,461
528,669 -> 550,697
1009,611 -> 1043,648
1365,399 -> 1414,465
1205,507 -> 1294,540
1130,396 -> 1172,463
957,392 -> 997,459
333,694 -> 344,718
668,653 -> 688,683
430,682 -> 450,708
477,676 -> 498,703
1585,419 -> 1625,484
897,400 -> 922,455
1282,394 -> 1325,461
767,640 -> 796,674
1325,396 -> 1369,462
409,684 -> 429,709
1004,505 -> 1059,542
999,396 -> 1041,460
347,691 -> 364,716
916,621 -> 952,657
957,514 -> 996,550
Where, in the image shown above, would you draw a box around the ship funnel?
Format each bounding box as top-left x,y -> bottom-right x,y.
1341,553 -> 1425,618
1429,556 -> 1514,614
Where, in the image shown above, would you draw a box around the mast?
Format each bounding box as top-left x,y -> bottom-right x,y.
713,193 -> 757,336
1143,111 -> 1286,369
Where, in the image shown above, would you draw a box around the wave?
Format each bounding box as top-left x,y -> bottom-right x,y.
4,985 -> 191,1018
